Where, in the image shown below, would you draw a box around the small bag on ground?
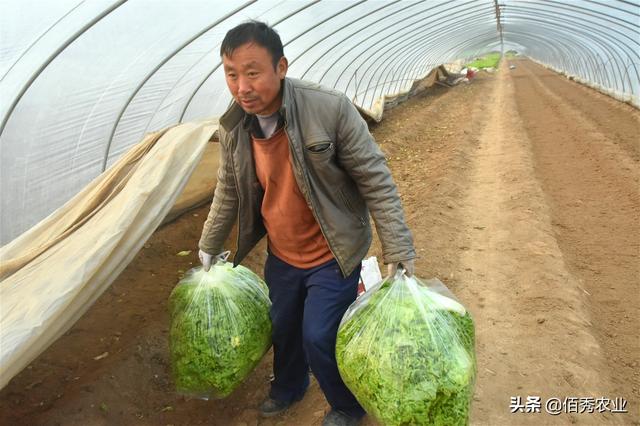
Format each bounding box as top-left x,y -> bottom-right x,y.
169,261 -> 271,399
336,272 -> 476,426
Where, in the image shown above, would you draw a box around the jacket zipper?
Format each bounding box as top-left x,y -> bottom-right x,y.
284,126 -> 348,277
229,141 -> 242,262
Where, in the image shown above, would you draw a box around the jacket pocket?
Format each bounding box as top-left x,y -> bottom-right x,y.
307,142 -> 333,153
338,187 -> 366,227
305,141 -> 335,161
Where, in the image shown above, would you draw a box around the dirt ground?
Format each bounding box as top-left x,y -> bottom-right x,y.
1,59 -> 638,426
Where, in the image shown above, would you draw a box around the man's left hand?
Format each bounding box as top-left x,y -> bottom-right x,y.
387,259 -> 415,277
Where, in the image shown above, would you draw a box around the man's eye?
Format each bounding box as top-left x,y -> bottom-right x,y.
248,72 -> 258,77
227,73 -> 237,79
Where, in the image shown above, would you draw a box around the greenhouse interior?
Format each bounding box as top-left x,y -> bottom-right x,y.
1,1 -> 638,425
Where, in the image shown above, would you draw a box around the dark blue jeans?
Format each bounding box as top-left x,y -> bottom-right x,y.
264,253 -> 365,418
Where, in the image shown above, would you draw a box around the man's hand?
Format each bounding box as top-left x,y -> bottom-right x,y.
199,250 -> 229,272
199,250 -> 214,271
387,259 -> 415,277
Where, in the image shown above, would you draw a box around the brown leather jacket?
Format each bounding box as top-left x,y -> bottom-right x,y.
199,78 -> 415,277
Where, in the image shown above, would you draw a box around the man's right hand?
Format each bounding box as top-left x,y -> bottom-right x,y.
198,250 -> 229,272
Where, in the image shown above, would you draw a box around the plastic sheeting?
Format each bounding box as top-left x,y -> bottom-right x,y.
0,120 -> 216,389
2,0 -> 638,244
472,1 -> 640,106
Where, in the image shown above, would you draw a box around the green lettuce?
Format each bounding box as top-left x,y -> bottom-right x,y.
169,263 -> 271,399
336,275 -> 476,425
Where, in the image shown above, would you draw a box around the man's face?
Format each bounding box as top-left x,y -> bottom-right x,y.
222,42 -> 287,116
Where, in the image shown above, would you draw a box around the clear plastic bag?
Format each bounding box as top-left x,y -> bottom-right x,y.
336,272 -> 476,426
168,260 -> 271,399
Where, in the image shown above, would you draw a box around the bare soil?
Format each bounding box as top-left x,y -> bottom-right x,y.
1,59 -> 638,426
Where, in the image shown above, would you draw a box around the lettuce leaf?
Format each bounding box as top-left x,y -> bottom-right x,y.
336,275 -> 476,425
169,263 -> 271,399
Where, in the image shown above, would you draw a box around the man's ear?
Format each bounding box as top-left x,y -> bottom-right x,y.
277,56 -> 288,79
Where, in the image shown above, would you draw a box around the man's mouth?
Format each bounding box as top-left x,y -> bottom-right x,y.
240,98 -> 258,106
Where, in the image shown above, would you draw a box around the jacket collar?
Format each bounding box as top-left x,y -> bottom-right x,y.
219,78 -> 291,133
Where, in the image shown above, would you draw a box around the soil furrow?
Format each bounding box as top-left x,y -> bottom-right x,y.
457,61 -> 617,425
512,60 -> 640,418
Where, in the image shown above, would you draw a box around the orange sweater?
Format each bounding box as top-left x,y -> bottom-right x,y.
252,128 -> 333,268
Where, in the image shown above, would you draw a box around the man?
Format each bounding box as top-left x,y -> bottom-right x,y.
198,21 -> 416,426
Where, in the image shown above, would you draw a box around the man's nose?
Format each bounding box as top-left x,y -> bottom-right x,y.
237,76 -> 251,94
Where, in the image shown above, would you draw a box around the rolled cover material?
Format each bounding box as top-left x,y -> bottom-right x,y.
0,120 -> 217,389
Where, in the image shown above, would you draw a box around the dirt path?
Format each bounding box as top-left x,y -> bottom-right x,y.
1,60 -> 638,426
456,60 -> 636,425
512,60 -> 640,411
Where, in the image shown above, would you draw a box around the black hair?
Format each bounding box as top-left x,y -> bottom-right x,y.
220,20 -> 284,69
